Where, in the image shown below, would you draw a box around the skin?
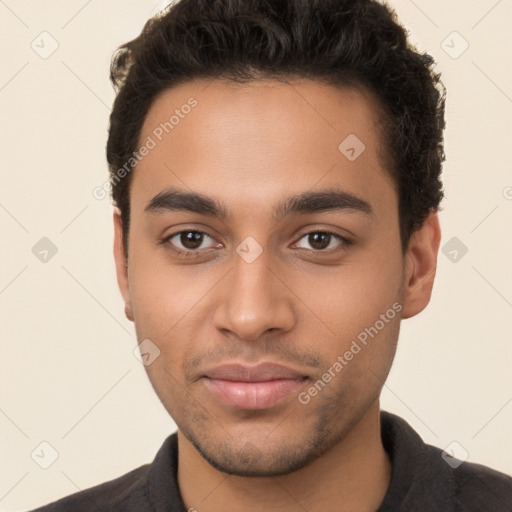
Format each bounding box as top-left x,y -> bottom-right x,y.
113,78 -> 441,511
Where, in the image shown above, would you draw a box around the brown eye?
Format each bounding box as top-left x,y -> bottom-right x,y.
165,230 -> 218,253
294,231 -> 349,252
178,231 -> 205,250
307,232 -> 331,250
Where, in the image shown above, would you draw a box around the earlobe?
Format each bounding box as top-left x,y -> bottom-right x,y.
401,211 -> 441,319
113,207 -> 134,322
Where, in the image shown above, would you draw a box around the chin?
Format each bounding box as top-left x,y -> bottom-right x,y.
195,441 -> 318,477
182,420 -> 334,477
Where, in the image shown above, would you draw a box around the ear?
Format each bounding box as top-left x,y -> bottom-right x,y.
113,207 -> 134,322
401,211 -> 441,319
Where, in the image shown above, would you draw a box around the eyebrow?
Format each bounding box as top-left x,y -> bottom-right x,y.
144,186 -> 374,221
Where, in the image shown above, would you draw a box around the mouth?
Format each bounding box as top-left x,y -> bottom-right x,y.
201,363 -> 309,410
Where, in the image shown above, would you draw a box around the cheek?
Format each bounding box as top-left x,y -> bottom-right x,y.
127,247 -> 211,337
127,256 -> 222,387
300,257 -> 402,336
292,250 -> 403,383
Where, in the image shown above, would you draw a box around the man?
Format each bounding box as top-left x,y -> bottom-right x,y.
31,0 -> 512,510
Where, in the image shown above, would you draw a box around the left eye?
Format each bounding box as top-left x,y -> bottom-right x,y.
293,231 -> 348,252
163,230 -> 350,254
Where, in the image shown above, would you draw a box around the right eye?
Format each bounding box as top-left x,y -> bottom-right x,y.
162,230 -> 222,255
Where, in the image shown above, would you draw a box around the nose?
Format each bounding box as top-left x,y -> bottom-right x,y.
212,248 -> 296,341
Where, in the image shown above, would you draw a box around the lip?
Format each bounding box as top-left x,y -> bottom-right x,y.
204,363 -> 307,382
202,363 -> 309,410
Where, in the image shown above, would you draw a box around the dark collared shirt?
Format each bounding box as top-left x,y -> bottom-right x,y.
30,411 -> 512,511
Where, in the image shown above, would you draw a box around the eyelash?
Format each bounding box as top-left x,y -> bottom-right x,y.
160,229 -> 353,257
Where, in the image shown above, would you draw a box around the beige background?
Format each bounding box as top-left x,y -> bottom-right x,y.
1,0 -> 511,510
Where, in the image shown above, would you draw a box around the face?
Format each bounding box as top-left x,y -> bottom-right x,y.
113,78 -> 438,476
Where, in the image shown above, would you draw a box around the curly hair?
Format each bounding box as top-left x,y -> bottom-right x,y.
106,0 -> 446,259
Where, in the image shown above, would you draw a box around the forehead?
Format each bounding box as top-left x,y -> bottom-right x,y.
130,78 -> 396,216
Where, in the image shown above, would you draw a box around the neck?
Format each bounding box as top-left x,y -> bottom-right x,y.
177,402 -> 391,512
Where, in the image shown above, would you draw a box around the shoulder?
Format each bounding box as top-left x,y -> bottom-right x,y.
380,411 -> 512,511
29,433 -> 182,512
29,463 -> 151,512
425,444 -> 512,511
453,458 -> 512,511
